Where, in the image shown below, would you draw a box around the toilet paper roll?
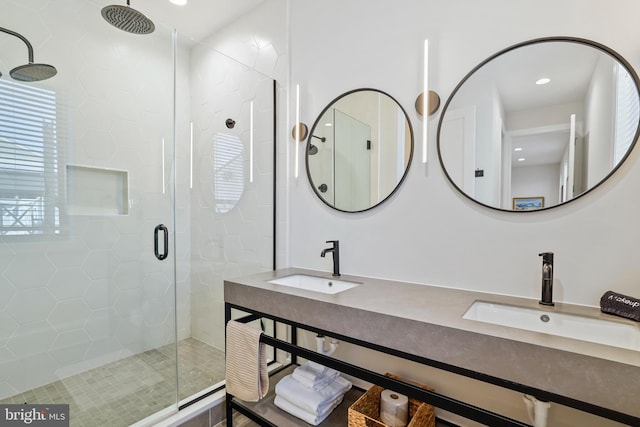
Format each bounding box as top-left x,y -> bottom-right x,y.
380,389 -> 409,427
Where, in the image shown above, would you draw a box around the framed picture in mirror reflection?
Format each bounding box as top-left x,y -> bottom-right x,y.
513,197 -> 544,211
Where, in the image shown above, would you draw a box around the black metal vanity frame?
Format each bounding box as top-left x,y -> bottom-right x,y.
224,302 -> 640,427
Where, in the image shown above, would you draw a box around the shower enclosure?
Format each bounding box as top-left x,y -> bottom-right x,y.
0,1 -> 278,425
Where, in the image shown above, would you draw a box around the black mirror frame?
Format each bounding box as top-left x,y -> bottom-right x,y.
436,36 -> 640,213
305,88 -> 415,213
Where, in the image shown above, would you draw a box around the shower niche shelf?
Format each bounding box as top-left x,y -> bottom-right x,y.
66,165 -> 129,215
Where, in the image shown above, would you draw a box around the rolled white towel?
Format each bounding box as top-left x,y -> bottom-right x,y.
275,374 -> 352,415
293,362 -> 340,390
274,394 -> 344,426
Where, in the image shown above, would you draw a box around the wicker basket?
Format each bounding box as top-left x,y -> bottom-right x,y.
348,373 -> 435,427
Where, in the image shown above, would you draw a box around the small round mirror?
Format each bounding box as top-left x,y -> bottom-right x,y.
306,88 -> 414,212
437,37 -> 640,211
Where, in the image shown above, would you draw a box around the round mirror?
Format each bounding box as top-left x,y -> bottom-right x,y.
306,88 -> 414,212
437,37 -> 640,212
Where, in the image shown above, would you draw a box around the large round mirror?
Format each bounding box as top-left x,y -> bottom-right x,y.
437,37 -> 640,211
306,88 -> 413,212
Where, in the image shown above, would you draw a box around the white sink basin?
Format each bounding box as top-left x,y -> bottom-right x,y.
463,301 -> 640,351
268,274 -> 359,295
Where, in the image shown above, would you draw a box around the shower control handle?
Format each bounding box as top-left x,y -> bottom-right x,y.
154,224 -> 169,261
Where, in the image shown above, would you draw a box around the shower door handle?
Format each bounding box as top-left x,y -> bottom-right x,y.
154,224 -> 169,261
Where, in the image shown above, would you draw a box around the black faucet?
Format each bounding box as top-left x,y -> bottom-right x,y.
539,252 -> 554,306
321,240 -> 340,277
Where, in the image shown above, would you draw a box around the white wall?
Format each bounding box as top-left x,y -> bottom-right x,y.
512,164 -> 561,207
585,55 -> 617,186
287,2 -> 640,424
288,0 -> 640,307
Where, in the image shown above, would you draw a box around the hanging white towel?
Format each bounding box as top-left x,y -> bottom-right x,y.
275,374 -> 351,415
293,362 -> 340,390
225,320 -> 268,402
274,394 -> 344,426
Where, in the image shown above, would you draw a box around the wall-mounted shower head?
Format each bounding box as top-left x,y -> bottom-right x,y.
102,0 -> 155,35
0,26 -> 57,82
10,63 -> 57,82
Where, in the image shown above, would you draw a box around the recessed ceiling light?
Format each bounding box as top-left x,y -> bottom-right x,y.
514,147 -> 523,152
517,158 -> 526,162
324,123 -> 332,127
536,78 -> 551,85
169,0 -> 187,5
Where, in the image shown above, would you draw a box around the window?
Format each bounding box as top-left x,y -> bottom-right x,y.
614,63 -> 640,164
213,132 -> 243,213
0,80 -> 61,235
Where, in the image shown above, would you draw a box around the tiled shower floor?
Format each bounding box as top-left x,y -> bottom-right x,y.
0,338 -> 225,427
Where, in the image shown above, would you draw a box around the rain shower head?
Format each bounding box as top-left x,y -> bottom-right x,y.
102,1 -> 155,35
10,63 -> 57,82
0,26 -> 57,82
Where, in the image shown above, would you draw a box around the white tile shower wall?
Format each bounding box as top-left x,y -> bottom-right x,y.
188,48 -> 275,350
200,0 -> 288,82
184,0 -> 287,350
0,1 -> 177,398
288,0 -> 640,307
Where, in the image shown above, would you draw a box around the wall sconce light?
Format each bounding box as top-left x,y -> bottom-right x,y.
250,101 -> 254,183
414,90 -> 441,117
189,121 -> 193,189
161,137 -> 166,194
292,84 -> 309,178
291,122 -> 308,141
292,122 -> 308,179
416,39 -> 441,164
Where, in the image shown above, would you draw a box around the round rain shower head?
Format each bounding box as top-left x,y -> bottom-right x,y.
1,26 -> 58,82
10,63 -> 57,82
102,2 -> 155,35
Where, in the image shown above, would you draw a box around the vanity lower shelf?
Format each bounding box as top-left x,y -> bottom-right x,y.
224,304 -> 536,427
229,365 -> 364,427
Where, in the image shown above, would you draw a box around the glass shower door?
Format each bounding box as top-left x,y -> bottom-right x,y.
334,109 -> 372,211
0,2 -> 179,426
181,39 -> 276,401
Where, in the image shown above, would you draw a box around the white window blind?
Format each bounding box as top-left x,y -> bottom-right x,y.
0,79 -> 60,235
614,63 -> 640,164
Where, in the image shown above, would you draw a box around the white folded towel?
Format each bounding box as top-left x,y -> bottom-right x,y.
274,394 -> 344,426
292,361 -> 328,381
225,320 -> 268,402
275,374 -> 352,415
293,362 -> 340,390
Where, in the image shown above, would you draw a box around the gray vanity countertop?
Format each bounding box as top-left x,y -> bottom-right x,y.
224,268 -> 640,419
